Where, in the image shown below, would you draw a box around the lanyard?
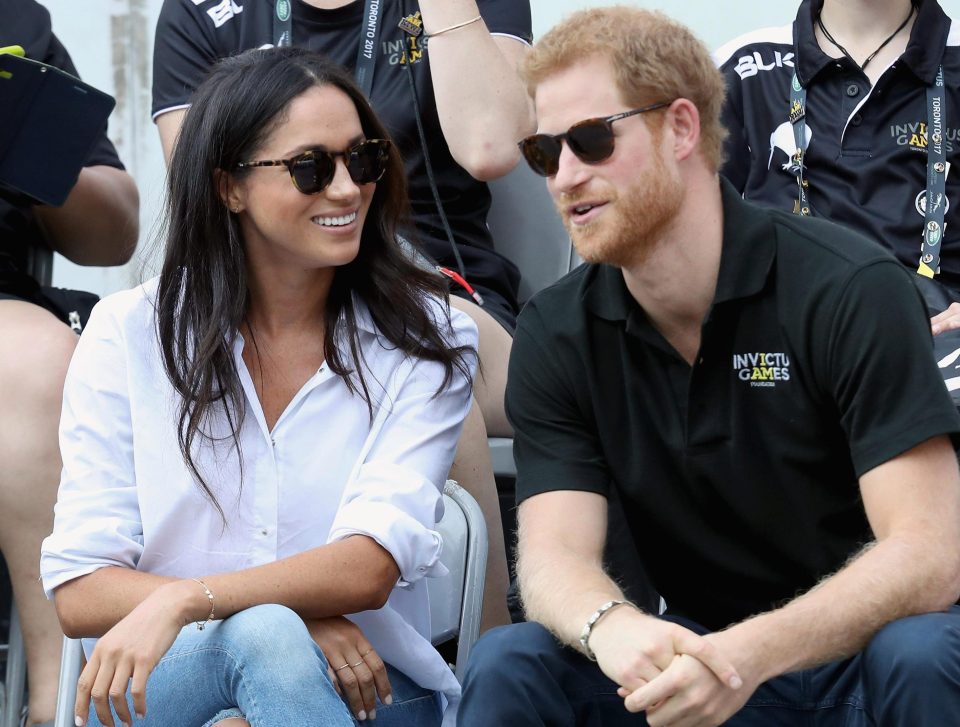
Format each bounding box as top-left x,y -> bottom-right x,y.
271,0 -> 383,98
918,65 -> 948,278
788,66 -> 948,277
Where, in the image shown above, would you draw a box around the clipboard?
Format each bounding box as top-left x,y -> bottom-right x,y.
0,49 -> 116,206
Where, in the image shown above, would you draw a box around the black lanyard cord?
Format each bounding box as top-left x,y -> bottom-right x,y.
400,54 -> 471,288
816,6 -> 914,72
271,0 -> 381,98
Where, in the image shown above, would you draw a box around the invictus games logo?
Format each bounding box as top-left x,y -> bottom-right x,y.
890,121 -> 960,154
733,352 -> 791,388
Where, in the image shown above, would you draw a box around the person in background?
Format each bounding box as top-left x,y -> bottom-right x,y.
460,7 -> 960,726
0,2 -> 138,725
43,46 -> 476,727
151,0 -> 533,629
717,0 -> 960,335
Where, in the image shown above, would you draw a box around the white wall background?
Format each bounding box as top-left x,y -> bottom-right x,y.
40,0 -> 960,295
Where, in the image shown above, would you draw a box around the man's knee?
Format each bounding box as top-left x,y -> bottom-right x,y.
864,610 -> 960,681
464,621 -> 563,695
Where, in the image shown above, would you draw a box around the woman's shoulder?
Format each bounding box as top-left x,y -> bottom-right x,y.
85,277 -> 161,335
353,292 -> 479,351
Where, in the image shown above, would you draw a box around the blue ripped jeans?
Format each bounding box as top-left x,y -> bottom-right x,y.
85,604 -> 442,727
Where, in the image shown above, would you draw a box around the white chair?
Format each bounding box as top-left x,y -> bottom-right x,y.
53,480 -> 487,726
0,602 -> 26,727
429,480 -> 488,680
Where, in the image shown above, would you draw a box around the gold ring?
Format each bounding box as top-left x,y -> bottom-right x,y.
334,663 -> 352,672
361,648 -> 373,657
350,660 -> 364,668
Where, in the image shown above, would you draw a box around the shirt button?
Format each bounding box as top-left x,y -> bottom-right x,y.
846,83 -> 860,97
851,113 -> 862,126
261,529 -> 268,536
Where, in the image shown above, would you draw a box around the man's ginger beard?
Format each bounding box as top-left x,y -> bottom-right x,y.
562,141 -> 684,269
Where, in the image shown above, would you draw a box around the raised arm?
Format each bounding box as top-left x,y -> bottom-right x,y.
419,0 -> 535,180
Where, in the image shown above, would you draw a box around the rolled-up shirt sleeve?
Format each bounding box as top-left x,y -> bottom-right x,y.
40,298 -> 143,598
328,303 -> 478,586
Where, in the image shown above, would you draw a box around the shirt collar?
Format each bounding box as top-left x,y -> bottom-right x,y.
582,178 -> 776,322
795,0 -> 948,87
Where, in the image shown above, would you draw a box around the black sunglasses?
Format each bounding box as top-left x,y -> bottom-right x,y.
236,138 -> 391,194
518,102 -> 671,177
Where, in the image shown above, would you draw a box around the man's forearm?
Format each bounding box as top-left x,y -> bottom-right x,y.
518,539 -> 631,653
717,534 -> 960,684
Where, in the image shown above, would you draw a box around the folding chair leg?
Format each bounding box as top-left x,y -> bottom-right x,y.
3,602 -> 26,727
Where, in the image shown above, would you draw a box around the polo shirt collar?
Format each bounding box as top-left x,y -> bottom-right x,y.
582,178 -> 776,322
713,178 -> 777,304
795,0 -> 949,87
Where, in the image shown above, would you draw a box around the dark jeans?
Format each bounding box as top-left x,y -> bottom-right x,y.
460,608 -> 960,726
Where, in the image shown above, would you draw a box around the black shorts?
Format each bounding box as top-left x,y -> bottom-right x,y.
450,283 -> 517,335
0,281 -> 98,332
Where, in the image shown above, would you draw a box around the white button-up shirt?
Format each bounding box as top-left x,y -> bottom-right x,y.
41,278 -> 477,717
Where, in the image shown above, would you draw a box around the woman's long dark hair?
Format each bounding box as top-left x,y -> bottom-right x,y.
156,47 -> 473,517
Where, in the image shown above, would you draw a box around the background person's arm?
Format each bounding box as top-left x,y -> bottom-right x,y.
155,109 -> 184,167
32,164 -> 138,266
419,0 -> 535,180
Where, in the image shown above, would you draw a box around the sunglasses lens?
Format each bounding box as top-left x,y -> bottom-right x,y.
347,140 -> 389,185
567,119 -> 616,163
290,153 -> 335,195
519,135 -> 562,177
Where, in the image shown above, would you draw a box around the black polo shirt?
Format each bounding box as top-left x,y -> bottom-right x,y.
507,179 -> 960,631
717,0 -> 960,292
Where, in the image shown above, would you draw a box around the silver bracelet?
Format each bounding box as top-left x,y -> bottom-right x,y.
579,599 -> 631,661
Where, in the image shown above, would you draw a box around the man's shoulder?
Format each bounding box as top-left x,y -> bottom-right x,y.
518,264 -> 596,331
768,206 -> 900,273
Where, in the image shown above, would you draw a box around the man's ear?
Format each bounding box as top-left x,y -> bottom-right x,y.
665,98 -> 702,162
215,168 -> 244,214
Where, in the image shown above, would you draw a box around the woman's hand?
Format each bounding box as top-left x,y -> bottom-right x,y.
304,616 -> 392,721
75,581 -> 200,727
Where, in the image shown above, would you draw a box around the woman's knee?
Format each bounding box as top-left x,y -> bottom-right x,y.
216,604 -> 323,670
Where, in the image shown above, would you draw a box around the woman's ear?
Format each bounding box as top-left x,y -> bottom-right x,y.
215,168 -> 245,214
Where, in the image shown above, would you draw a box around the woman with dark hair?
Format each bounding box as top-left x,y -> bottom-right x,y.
40,46 -> 474,727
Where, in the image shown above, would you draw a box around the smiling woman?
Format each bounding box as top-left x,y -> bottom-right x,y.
40,47 -> 476,727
